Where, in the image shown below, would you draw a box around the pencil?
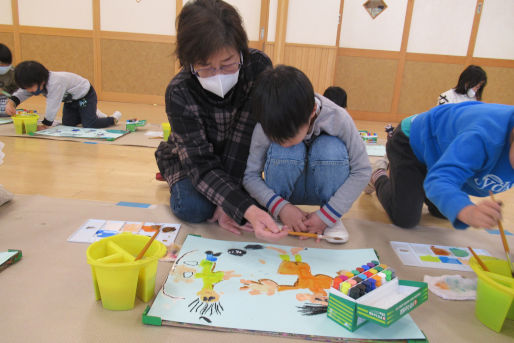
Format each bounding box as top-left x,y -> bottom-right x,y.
489,191 -> 514,276
287,231 -> 319,239
468,246 -> 489,272
135,229 -> 159,261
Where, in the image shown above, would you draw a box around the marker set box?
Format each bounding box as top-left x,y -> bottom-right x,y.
327,262 -> 428,332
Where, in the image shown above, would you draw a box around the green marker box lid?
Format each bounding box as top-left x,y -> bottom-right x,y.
327,278 -> 428,332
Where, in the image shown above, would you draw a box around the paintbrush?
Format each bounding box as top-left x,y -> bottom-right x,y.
135,229 -> 159,261
0,88 -> 11,97
287,231 -> 346,244
489,191 -> 514,277
468,246 -> 489,272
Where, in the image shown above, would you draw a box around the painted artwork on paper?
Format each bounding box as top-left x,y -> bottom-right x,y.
390,241 -> 491,271
34,125 -> 128,140
147,236 -> 425,341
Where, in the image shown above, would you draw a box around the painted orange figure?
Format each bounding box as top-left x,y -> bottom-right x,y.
276,254 -> 332,297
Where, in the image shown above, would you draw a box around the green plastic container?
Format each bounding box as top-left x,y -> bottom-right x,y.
87,233 -> 166,310
12,114 -> 38,134
469,256 -> 514,332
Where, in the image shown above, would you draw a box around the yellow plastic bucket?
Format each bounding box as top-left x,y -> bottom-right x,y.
12,114 -> 39,134
469,256 -> 514,332
161,122 -> 171,141
86,233 -> 166,310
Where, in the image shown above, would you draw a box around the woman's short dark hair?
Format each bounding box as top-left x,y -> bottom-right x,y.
455,65 -> 487,100
14,61 -> 49,89
252,65 -> 315,144
0,44 -> 12,64
176,0 -> 248,67
323,86 -> 347,108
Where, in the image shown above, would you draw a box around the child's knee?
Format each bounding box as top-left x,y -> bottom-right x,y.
310,135 -> 348,161
390,215 -> 420,229
267,142 -> 306,161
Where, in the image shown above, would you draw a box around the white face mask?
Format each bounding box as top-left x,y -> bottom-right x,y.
467,88 -> 476,98
197,71 -> 239,98
0,65 -> 11,75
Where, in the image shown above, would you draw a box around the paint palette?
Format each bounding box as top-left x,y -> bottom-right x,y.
390,241 -> 491,271
67,218 -> 181,246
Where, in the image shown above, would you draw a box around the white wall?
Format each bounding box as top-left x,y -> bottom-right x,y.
407,0 -> 476,56
225,0 -> 261,41
286,0 -> 339,45
18,0 -> 92,30
474,0 -> 514,60
339,0 -> 408,51
100,0 -> 175,36
0,0 -> 12,25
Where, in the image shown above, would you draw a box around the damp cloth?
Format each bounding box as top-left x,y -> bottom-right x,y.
424,274 -> 477,300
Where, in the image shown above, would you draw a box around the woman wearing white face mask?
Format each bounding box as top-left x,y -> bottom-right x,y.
155,0 -> 288,242
0,44 -> 17,117
438,65 -> 487,105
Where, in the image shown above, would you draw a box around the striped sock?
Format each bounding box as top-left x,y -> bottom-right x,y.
371,168 -> 387,185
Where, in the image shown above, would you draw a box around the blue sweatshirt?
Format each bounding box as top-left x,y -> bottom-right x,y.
408,102 -> 514,229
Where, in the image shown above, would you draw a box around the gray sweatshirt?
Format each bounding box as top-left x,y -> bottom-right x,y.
243,94 -> 371,227
12,71 -> 90,124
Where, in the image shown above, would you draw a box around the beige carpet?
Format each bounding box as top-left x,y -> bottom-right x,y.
0,194 -> 513,342
0,122 -> 163,148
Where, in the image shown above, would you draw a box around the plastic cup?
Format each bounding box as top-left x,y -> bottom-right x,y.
86,233 -> 166,310
12,116 -> 24,134
469,256 -> 514,332
23,115 -> 38,134
162,122 -> 171,141
12,114 -> 39,134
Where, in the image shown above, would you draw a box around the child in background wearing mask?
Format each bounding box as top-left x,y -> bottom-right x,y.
438,65 -> 487,105
5,60 -> 121,129
0,44 -> 18,117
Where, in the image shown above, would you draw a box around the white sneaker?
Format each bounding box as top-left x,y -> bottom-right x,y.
111,111 -> 122,125
323,220 -> 349,244
96,109 -> 108,118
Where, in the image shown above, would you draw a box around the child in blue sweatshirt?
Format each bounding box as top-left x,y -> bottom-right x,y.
367,102 -> 513,229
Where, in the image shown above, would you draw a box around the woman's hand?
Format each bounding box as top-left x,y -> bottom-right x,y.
457,200 -> 502,229
208,206 -> 253,235
244,205 -> 289,242
37,124 -> 50,131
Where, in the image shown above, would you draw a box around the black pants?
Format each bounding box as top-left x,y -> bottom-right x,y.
62,86 -> 114,128
375,125 -> 445,228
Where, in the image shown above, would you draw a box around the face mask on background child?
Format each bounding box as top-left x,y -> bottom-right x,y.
196,71 -> 239,98
30,84 -> 44,96
467,88 -> 476,98
0,65 -> 11,75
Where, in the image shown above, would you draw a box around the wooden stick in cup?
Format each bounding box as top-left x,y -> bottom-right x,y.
468,246 -> 489,272
135,229 -> 159,261
489,191 -> 514,277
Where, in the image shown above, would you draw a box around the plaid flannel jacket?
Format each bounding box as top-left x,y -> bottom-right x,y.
155,49 -> 272,224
